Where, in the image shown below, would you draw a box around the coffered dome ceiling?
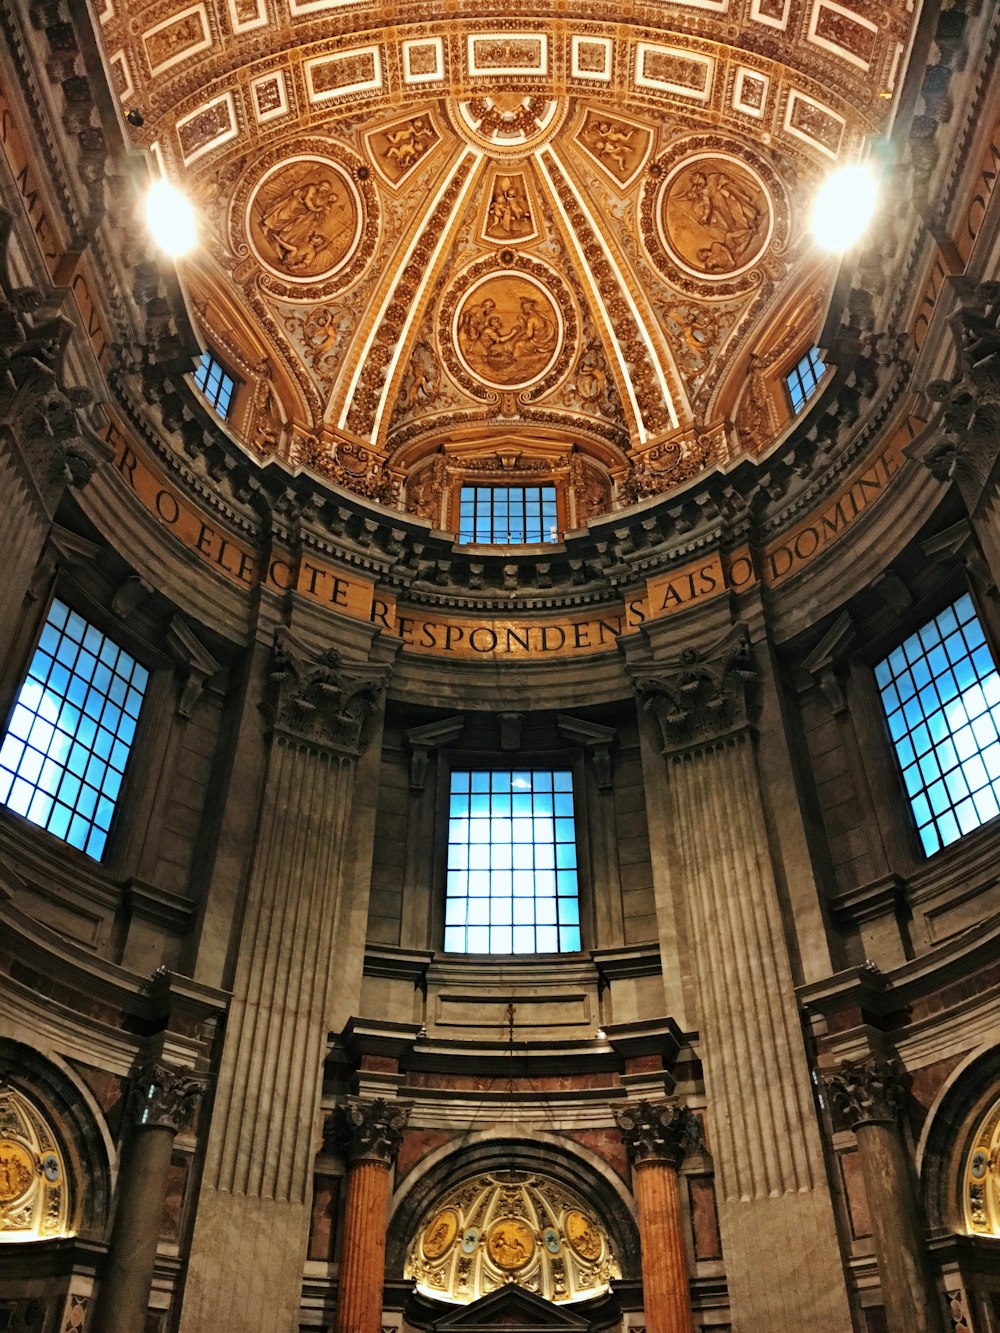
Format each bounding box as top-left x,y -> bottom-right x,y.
95,0 -> 915,516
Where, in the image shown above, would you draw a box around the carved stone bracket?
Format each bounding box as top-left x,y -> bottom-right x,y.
267,628 -> 387,757
326,1096 -> 411,1167
404,715 -> 465,790
614,1099 -> 703,1170
166,614 -> 223,719
823,1056 -> 905,1129
632,625 -> 759,756
913,283 -> 1000,514
557,714 -> 616,788
129,1062 -> 208,1134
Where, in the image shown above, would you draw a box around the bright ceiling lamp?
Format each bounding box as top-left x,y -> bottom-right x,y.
145,177 -> 197,258
809,163 -> 878,252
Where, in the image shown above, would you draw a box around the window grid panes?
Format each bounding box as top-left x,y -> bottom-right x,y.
875,593 -> 1000,857
194,349 -> 236,420
0,600 -> 149,860
458,486 -> 558,545
785,345 -> 826,414
444,770 -> 581,954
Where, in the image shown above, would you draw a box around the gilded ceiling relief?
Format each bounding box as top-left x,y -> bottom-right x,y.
574,110 -> 653,190
659,157 -> 772,278
97,0 -> 917,502
641,134 -> 788,299
365,114 -> 440,189
482,171 -> 538,245
441,257 -> 577,405
230,141 -> 378,301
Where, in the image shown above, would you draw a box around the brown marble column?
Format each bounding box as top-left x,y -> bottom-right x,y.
824,1058 -> 945,1333
615,1100 -> 701,1333
91,1064 -> 207,1333
330,1098 -> 410,1333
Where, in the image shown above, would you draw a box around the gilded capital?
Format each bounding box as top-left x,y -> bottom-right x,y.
823,1057 -> 905,1129
327,1096 -> 411,1167
633,626 -> 759,756
267,628 -> 386,756
614,1099 -> 703,1170
129,1062 -> 208,1134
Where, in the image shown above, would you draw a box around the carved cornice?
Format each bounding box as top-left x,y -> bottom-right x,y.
613,1099 -> 703,1170
326,1096 -> 411,1168
823,1056 -> 905,1129
129,1062 -> 208,1134
632,625 -> 759,756
267,628 -> 387,757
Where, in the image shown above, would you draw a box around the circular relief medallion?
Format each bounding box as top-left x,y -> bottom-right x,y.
659,156 -> 771,279
422,1208 -> 459,1260
486,1218 -> 535,1271
454,274 -> 562,391
641,137 -> 786,298
0,1141 -> 35,1203
246,156 -> 363,284
565,1209 -> 602,1262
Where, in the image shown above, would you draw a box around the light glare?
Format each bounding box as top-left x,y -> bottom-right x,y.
145,178 -> 197,257
810,164 -> 878,252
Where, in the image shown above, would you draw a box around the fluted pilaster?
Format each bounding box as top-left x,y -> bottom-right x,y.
179,633 -> 386,1333
634,628 -> 853,1332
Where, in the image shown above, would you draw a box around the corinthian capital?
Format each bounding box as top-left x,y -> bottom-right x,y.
267,628 -> 387,756
614,1099 -> 703,1169
823,1057 -> 905,1128
129,1062 -> 208,1134
327,1097 -> 411,1167
632,625 -> 759,755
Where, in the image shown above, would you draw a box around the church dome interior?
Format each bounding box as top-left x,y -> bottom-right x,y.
0,0 -> 999,1329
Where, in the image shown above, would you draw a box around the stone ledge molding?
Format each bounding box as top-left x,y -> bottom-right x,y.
128,1061 -> 209,1133
614,1098 -> 703,1169
327,1096 -> 411,1167
823,1056 -> 905,1128
632,624 -> 759,756
267,627 -> 387,756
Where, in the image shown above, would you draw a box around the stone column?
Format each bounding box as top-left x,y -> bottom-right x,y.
633,627 -> 853,1332
91,1064 -> 207,1333
614,1100 -> 701,1333
824,1058 -> 945,1333
329,1098 -> 410,1333
179,631 -> 388,1333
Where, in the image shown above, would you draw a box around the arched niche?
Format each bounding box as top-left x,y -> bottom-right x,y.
387,1132 -> 640,1290
0,1039 -> 113,1242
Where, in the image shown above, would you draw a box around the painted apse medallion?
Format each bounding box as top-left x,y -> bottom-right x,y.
442,258 -> 577,401
486,1217 -> 535,1270
642,136 -> 787,298
422,1208 -> 460,1260
248,157 -> 362,282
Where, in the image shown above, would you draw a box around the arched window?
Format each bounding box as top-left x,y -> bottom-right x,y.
0,1085 -> 71,1241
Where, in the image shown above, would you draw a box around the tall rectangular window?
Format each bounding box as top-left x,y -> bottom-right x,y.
786,346 -> 826,414
875,594 -> 1000,856
458,486 -> 558,545
444,769 -> 581,954
0,601 -> 148,860
194,349 -> 236,421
